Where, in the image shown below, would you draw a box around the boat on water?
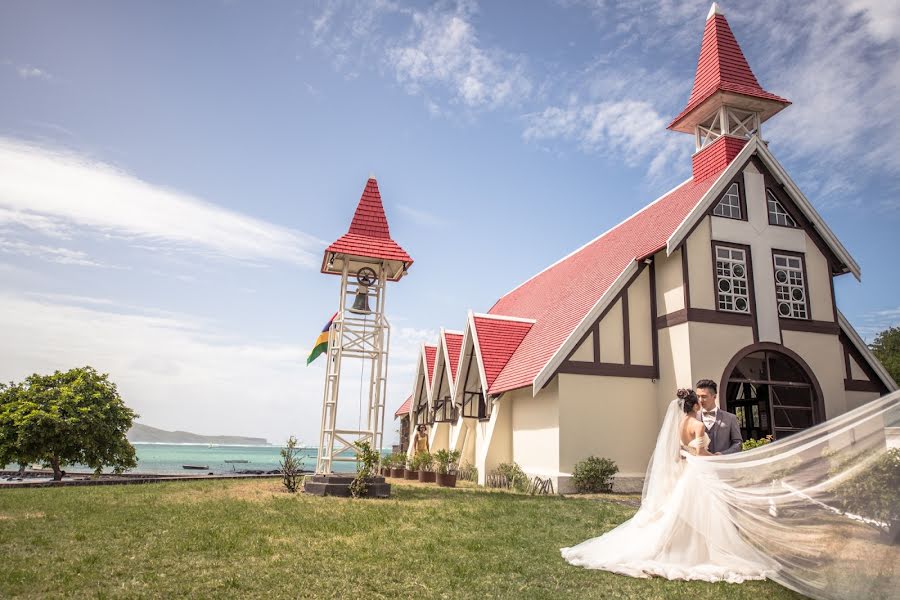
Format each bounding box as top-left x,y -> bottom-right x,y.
182,465 -> 209,470
224,460 -> 249,463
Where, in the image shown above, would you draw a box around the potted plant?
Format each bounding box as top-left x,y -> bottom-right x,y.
435,449 -> 461,488
417,451 -> 435,483
389,453 -> 405,479
404,452 -> 419,480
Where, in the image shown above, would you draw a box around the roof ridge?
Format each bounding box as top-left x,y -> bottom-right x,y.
472,312 -> 537,324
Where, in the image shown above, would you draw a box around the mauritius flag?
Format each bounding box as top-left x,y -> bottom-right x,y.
306,312 -> 337,365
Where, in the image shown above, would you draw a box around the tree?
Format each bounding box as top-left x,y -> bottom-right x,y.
0,367 -> 138,480
870,326 -> 900,386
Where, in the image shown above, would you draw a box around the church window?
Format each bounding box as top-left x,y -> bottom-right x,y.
697,111 -> 723,148
767,190 -> 798,227
725,107 -> 758,139
715,245 -> 751,313
713,182 -> 743,219
773,253 -> 808,319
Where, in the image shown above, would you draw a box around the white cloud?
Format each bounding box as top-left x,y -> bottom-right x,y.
0,292 -> 434,446
523,100 -> 688,177
386,3 -> 532,109
17,65 -> 51,80
0,239 -> 109,268
0,137 -> 325,266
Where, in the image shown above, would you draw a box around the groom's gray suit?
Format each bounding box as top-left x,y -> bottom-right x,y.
701,409 -> 743,454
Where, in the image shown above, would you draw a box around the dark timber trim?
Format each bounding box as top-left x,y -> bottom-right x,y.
622,288 -> 631,365
655,307 -> 755,330
844,379 -> 883,393
839,332 -> 890,394
649,259 -> 660,378
706,171 -> 748,222
778,319 -> 839,336
681,246 -> 691,310
557,362 -> 657,379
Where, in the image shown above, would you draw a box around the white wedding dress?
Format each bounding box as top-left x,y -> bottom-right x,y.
561,404 -> 775,582
560,393 -> 900,600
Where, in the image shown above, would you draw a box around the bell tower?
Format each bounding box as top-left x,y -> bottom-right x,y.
669,3 -> 790,180
312,177 -> 412,477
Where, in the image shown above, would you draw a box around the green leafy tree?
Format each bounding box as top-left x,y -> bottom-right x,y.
0,367 -> 138,480
870,326 -> 900,385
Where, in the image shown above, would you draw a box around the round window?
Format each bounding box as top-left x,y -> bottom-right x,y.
791,288 -> 804,301
718,279 -> 732,292
778,302 -> 792,316
775,270 -> 788,284
733,264 -> 745,278
735,297 -> 748,312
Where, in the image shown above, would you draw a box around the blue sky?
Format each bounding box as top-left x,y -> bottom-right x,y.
1,0 -> 898,445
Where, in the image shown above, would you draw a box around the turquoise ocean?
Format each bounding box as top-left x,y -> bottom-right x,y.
132,443 -> 360,475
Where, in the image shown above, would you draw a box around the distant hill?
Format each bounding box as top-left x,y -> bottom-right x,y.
128,423 -> 270,446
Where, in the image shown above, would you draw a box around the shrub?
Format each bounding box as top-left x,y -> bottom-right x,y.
489,462 -> 528,492
279,436 -> 303,493
742,436 -> 774,451
434,449 -> 461,475
572,456 -> 618,493
416,451 -> 434,472
349,440 -> 381,499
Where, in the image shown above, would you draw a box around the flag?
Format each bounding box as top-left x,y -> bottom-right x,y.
306,312 -> 337,365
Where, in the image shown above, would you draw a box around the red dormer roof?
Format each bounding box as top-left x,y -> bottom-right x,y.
668,4 -> 789,131
394,395 -> 412,418
444,332 -> 463,382
424,344 -> 437,384
471,315 -> 534,392
486,170 -> 724,394
322,178 -> 413,276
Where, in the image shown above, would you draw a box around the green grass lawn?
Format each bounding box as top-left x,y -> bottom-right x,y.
0,478 -> 806,599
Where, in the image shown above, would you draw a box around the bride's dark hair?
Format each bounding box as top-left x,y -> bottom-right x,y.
677,388 -> 699,414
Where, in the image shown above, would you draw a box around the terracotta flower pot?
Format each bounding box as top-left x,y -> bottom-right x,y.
404,469 -> 419,480
436,472 -> 457,487
390,467 -> 404,478
418,470 -> 436,483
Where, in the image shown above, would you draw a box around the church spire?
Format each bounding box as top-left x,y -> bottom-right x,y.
668,3 -> 790,147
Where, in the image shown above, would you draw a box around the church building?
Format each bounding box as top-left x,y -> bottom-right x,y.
399,4 -> 897,491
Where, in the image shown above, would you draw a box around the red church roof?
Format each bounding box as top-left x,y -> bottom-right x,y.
394,395 -> 412,418
323,178 -> 413,276
444,332 -> 463,382
487,172 -> 722,394
471,315 -> 534,392
668,5 -> 789,131
424,344 -> 437,384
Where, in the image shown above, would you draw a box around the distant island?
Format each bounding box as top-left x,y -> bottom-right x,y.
127,423 -> 270,446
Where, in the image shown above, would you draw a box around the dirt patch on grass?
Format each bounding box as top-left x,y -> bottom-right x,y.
0,511 -> 46,520
162,479 -> 287,504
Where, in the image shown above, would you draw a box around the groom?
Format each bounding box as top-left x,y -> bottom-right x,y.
695,379 -> 742,455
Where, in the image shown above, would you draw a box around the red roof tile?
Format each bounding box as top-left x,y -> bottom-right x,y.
444,332 -> 463,382
487,173 -> 722,393
394,395 -> 412,418
323,178 -> 413,268
669,12 -> 789,130
472,316 -> 533,392
692,135 -> 746,181
424,344 -> 437,384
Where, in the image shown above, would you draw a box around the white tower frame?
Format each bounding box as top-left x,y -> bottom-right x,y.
315,259 -> 391,474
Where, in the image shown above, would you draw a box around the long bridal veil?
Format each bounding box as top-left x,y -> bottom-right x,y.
688,391 -> 899,600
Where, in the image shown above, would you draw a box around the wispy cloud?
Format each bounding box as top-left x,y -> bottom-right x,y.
0,292 -> 434,444
523,100 -> 688,178
853,306 -> 900,342
2,59 -> 53,81
396,203 -> 448,226
0,239 -> 109,268
386,2 -> 532,110
0,137 -> 325,266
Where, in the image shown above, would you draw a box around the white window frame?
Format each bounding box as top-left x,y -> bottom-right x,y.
773,253 -> 808,320
713,182 -> 743,220
767,189 -> 798,227
715,245 -> 751,314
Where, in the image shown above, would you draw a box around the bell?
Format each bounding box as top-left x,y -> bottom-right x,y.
348,286 -> 371,314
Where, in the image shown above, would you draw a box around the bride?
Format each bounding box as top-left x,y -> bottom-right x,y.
561,388 -> 900,600
561,388 -> 775,583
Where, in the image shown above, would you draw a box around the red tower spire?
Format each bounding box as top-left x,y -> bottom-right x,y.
668,3 -> 790,134
321,177 -> 413,281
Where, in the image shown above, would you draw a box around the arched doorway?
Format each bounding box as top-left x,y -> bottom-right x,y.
720,344 -> 824,441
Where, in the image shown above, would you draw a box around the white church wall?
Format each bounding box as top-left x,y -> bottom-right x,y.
511,379 -> 560,478
686,218 -> 715,310
629,267 -> 654,366
655,322 -> 694,417
846,390 -> 883,411
570,331 -> 595,362
476,396 -> 513,483
804,241 -> 835,323
557,373 -> 658,489
781,330 -> 848,418
655,247 -> 685,315
687,321 -> 755,394
598,298 -> 625,364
